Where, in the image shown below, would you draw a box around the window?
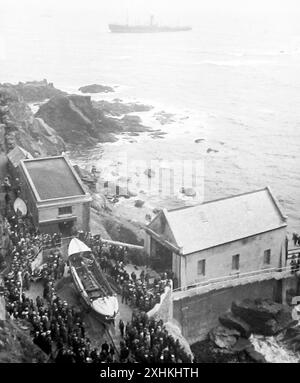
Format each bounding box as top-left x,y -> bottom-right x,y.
197,259 -> 206,276
232,254 -> 240,270
264,249 -> 271,264
58,206 -> 72,216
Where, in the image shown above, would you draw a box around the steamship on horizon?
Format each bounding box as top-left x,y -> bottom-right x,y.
109,15 -> 192,33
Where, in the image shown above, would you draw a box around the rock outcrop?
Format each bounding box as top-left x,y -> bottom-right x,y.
94,99 -> 153,116
35,94 -> 118,145
192,298 -> 298,363
231,299 -> 296,336
36,95 -> 153,146
0,85 -> 66,156
0,80 -> 66,103
0,319 -> 48,363
219,311 -> 251,338
79,84 -> 114,93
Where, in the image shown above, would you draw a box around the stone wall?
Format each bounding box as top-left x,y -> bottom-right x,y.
173,279 -> 282,344
147,281 -> 173,323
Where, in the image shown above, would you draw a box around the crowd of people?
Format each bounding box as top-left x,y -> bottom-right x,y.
0,208 -> 192,363
118,311 -> 192,363
84,235 -> 173,312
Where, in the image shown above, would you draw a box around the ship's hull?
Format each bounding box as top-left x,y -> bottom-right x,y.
108,24 -> 192,33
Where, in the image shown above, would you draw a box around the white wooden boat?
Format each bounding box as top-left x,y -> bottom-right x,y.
68,238 -> 118,323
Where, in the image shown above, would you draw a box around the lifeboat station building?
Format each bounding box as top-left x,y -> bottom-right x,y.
144,187 -> 288,289
18,156 -> 92,236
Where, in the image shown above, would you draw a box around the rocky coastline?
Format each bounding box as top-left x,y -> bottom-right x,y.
191,298 -> 300,363
0,80 -> 158,245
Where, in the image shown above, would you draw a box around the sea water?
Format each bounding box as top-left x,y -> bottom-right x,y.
0,4 -> 300,233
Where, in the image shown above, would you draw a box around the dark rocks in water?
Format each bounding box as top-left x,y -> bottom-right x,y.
154,111 -> 175,125
244,345 -> 267,363
207,148 -> 219,153
150,131 -> 167,139
219,311 -> 251,339
35,94 -> 118,145
144,168 -> 155,178
118,115 -> 150,132
231,299 -> 297,336
94,99 -> 153,116
134,199 -> 145,208
79,84 -> 114,94
1,79 -> 66,102
194,138 -> 205,143
209,325 -> 240,349
282,326 -> 300,351
191,338 -> 255,363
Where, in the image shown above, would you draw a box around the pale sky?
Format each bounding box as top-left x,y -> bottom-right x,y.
2,0 -> 300,15
0,0 -> 299,33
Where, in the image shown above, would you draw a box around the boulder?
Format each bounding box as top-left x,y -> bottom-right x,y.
209,325 -> 240,349
94,99 -> 153,116
207,148 -> 219,153
231,299 -> 297,336
134,199 -> 145,208
245,345 -> 266,363
79,84 -> 114,93
219,311 -> 251,338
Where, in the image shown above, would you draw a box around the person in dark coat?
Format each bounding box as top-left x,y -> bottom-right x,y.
119,319 -> 125,338
101,341 -> 109,354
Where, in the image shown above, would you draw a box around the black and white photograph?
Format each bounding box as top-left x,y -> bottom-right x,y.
0,0 -> 299,370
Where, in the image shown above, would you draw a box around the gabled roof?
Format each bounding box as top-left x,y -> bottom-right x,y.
7,146 -> 33,168
20,156 -> 87,201
148,187 -> 287,255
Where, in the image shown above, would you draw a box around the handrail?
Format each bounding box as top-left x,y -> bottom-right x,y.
173,265 -> 293,293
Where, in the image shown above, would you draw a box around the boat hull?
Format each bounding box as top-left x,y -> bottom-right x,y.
68,238 -> 119,324
70,265 -> 118,324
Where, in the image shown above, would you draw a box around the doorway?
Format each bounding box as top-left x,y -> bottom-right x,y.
150,237 -> 173,273
58,219 -> 75,237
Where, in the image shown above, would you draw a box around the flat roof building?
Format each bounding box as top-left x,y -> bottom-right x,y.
145,187 -> 288,288
19,156 -> 92,236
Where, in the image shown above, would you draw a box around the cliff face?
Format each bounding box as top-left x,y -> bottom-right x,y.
36,94 -> 153,147
35,94 -> 118,145
0,85 -> 66,156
